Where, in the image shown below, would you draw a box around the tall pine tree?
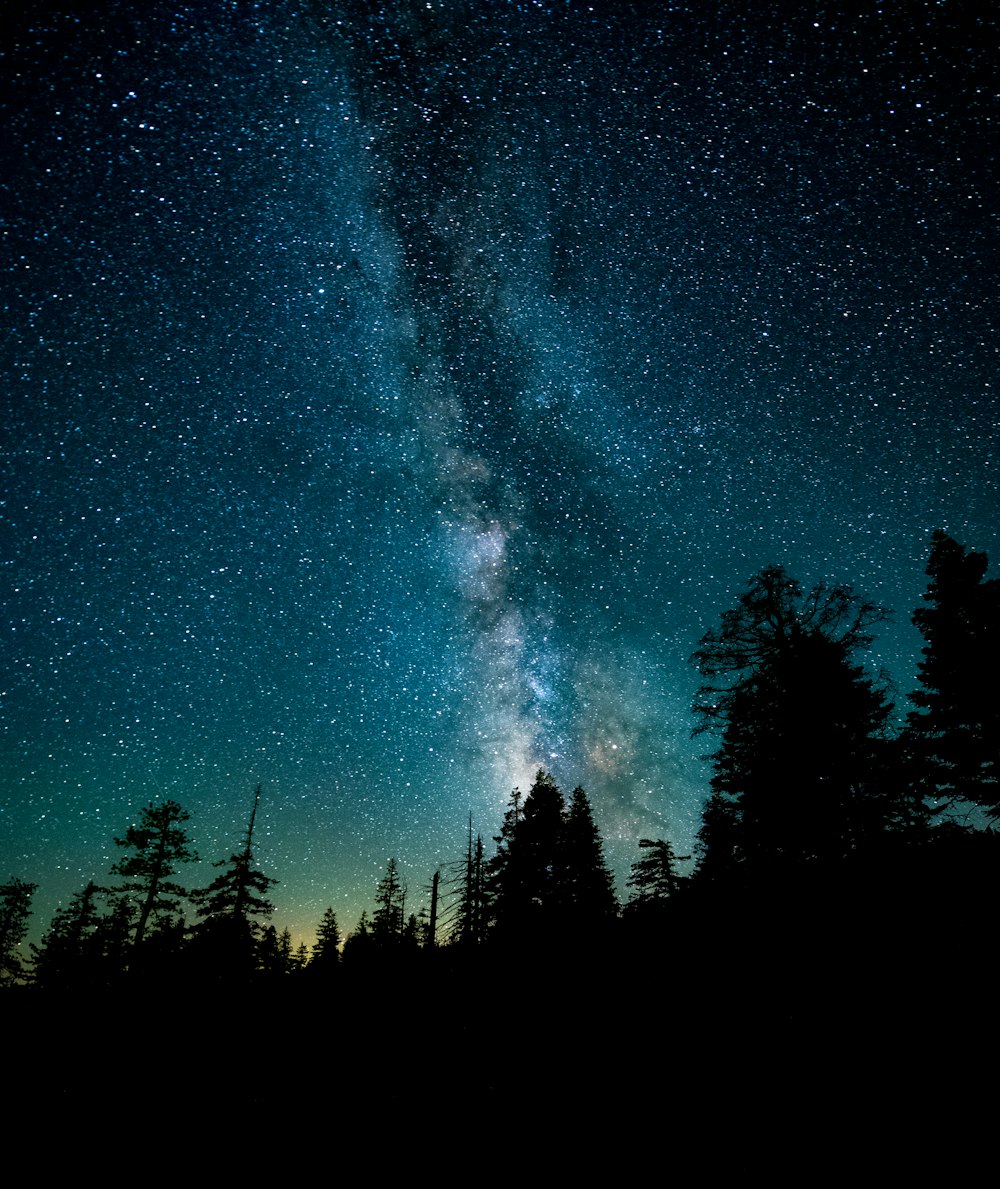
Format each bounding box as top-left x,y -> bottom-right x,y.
192,786 -> 276,976
906,531 -> 1000,817
309,907 -> 342,975
371,858 -> 406,947
489,771 -> 567,939
563,786 -> 618,927
109,799 -> 197,948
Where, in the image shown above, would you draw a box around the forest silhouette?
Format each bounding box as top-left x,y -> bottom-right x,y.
4,530 -> 998,1145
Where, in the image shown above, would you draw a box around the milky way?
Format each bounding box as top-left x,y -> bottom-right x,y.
2,1 -> 996,940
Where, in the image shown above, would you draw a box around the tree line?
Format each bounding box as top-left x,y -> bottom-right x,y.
2,529 -> 997,990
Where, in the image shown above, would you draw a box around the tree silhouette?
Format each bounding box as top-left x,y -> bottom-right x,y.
341,910 -> 373,967
309,907 -> 341,975
192,785 -> 276,975
257,925 -> 296,977
563,786 -> 618,927
488,771 -> 567,939
109,799 -> 197,949
31,881 -> 106,989
626,839 -> 689,910
371,858 -> 405,947
425,869 -> 441,949
692,566 -> 896,875
0,879 -> 37,986
906,531 -> 1000,817
451,817 -> 487,947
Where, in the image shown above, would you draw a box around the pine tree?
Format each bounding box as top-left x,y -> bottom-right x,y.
257,925 -> 294,977
451,818 -> 487,947
906,531 -> 1000,816
692,566 -> 897,876
371,858 -> 405,947
341,910 -> 373,967
692,791 -> 741,884
92,892 -> 137,980
626,839 -> 689,910
31,882 -> 104,989
109,799 -> 197,948
309,907 -> 341,974
563,786 -> 618,926
488,771 -> 567,938
192,785 -> 276,975
401,912 -> 421,952
257,924 -> 278,973
0,879 -> 37,986
486,786 -> 523,935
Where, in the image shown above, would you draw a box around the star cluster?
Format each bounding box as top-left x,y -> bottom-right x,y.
2,1 -> 996,940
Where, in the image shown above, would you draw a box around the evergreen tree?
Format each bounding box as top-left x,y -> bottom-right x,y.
563,786 -> 618,925
192,786 -> 276,975
195,845 -> 276,928
257,925 -> 294,977
278,927 -> 294,972
371,858 -> 405,947
692,566 -> 897,876
486,786 -> 523,935
109,799 -> 197,948
0,879 -> 37,986
31,882 -> 105,989
309,907 -> 341,974
401,912 -> 421,953
488,771 -> 567,938
451,818 -> 487,947
626,839 -> 690,918
341,910 -> 373,967
92,892 -> 137,980
692,791 -> 741,884
906,531 -> 1000,816
261,926 -> 280,974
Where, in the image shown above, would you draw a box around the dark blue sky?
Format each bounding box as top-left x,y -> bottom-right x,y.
2,0 -> 996,942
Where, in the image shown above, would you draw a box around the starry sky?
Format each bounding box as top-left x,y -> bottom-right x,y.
2,0 -> 996,943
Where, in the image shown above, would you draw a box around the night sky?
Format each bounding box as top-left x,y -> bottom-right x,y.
2,1 -> 996,943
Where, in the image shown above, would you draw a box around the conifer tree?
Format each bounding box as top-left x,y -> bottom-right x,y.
31,882 -> 104,989
257,924 -> 282,976
310,907 -> 341,974
486,786 -> 523,934
92,892 -> 137,979
341,910 -> 373,966
692,566 -> 896,875
488,771 -> 567,937
626,839 -> 689,909
452,818 -> 487,947
109,799 -> 197,948
0,878 -> 37,986
563,786 -> 618,925
371,858 -> 405,946
906,531 -> 1000,816
692,791 -> 741,884
192,785 -> 276,974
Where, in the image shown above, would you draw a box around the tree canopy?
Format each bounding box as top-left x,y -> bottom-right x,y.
692,566 -> 897,876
